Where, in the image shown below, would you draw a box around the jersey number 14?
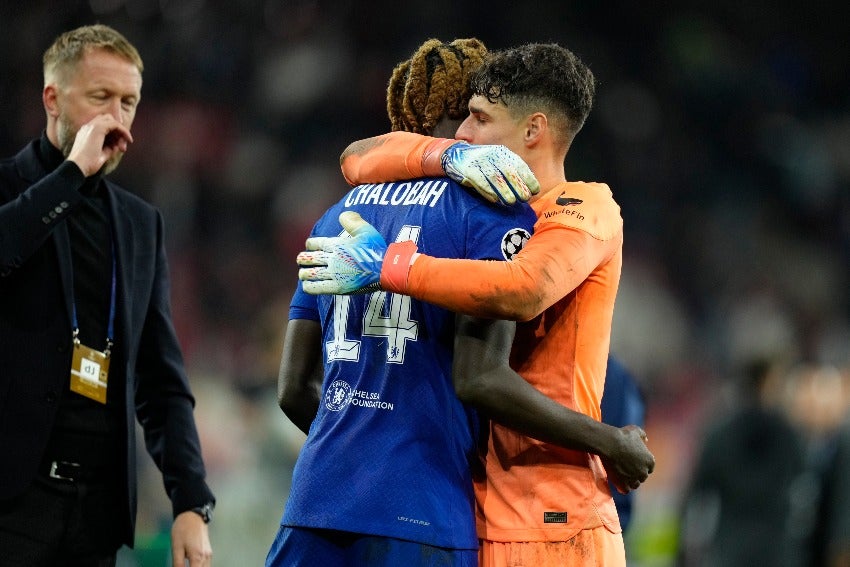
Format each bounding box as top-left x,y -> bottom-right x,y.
326,224 -> 421,364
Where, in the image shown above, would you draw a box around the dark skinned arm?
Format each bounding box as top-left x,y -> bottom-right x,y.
277,319 -> 324,435
452,315 -> 655,493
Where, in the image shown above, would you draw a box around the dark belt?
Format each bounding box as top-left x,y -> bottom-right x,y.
40,460 -> 107,483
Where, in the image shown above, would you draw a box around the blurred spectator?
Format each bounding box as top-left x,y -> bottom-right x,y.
819,408 -> 850,567
678,356 -> 808,567
785,363 -> 850,567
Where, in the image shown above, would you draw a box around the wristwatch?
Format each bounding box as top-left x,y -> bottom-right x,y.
190,501 -> 214,524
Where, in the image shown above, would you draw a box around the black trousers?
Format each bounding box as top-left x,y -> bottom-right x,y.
0,470 -> 124,567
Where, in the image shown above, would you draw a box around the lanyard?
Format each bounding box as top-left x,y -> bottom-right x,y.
71,251 -> 117,357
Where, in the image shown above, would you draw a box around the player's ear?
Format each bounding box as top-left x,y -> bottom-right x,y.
525,112 -> 547,146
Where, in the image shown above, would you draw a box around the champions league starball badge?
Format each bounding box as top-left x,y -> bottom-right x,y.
501,228 -> 531,261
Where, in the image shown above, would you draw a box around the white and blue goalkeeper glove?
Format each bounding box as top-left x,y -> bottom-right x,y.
298,211 -> 419,295
297,211 -> 385,295
442,142 -> 540,206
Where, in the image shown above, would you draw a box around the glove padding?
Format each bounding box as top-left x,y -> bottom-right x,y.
442,142 -> 540,205
297,211 -> 387,295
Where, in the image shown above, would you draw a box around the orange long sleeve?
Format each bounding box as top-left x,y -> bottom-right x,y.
340,131 -> 455,185
404,224 -> 610,320
383,181 -> 623,322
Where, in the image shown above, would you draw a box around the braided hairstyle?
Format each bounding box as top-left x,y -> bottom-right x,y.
386,38 -> 487,135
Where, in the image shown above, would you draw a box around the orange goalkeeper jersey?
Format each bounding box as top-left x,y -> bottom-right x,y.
341,132 -> 624,542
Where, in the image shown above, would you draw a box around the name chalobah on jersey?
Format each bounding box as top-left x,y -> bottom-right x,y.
324,379 -> 395,412
344,180 -> 448,209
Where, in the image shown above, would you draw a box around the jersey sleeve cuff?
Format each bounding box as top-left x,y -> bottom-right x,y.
421,138 -> 459,178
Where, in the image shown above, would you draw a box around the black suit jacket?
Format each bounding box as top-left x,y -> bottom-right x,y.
0,138 -> 214,546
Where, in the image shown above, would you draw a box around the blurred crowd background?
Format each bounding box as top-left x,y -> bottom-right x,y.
1,1 -> 847,565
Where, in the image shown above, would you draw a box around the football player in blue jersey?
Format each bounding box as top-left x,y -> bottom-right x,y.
266,38 -> 536,567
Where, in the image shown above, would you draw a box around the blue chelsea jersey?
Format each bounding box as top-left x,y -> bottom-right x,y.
283,177 -> 536,549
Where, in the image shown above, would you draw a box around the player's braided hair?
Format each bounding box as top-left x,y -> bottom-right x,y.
387,38 -> 487,135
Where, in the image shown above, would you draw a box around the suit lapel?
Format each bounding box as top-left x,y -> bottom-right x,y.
106,185 -> 133,353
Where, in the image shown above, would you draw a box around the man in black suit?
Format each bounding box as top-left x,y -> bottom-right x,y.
0,24 -> 214,566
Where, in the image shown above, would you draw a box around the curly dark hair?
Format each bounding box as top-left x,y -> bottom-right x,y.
386,38 -> 487,135
470,43 -> 596,143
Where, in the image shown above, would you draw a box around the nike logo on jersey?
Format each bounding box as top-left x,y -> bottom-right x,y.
555,193 -> 583,206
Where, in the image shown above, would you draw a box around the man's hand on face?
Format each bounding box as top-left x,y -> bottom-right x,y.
441,142 -> 540,206
67,114 -> 133,177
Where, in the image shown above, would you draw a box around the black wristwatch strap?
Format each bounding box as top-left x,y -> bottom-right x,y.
190,502 -> 214,523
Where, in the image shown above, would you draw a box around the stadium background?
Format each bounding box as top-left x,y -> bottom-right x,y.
1,1 -> 847,565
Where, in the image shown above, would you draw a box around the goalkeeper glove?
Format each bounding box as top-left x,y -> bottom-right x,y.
298,211 -> 417,295
442,142 -> 540,205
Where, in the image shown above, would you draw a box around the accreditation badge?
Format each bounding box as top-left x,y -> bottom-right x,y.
70,341 -> 110,404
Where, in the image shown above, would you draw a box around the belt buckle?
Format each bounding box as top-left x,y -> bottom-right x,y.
49,460 -> 81,481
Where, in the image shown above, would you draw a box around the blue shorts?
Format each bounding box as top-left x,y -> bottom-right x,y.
265,525 -> 478,567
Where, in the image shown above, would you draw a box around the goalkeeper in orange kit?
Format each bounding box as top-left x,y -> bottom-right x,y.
300,42 -> 655,567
